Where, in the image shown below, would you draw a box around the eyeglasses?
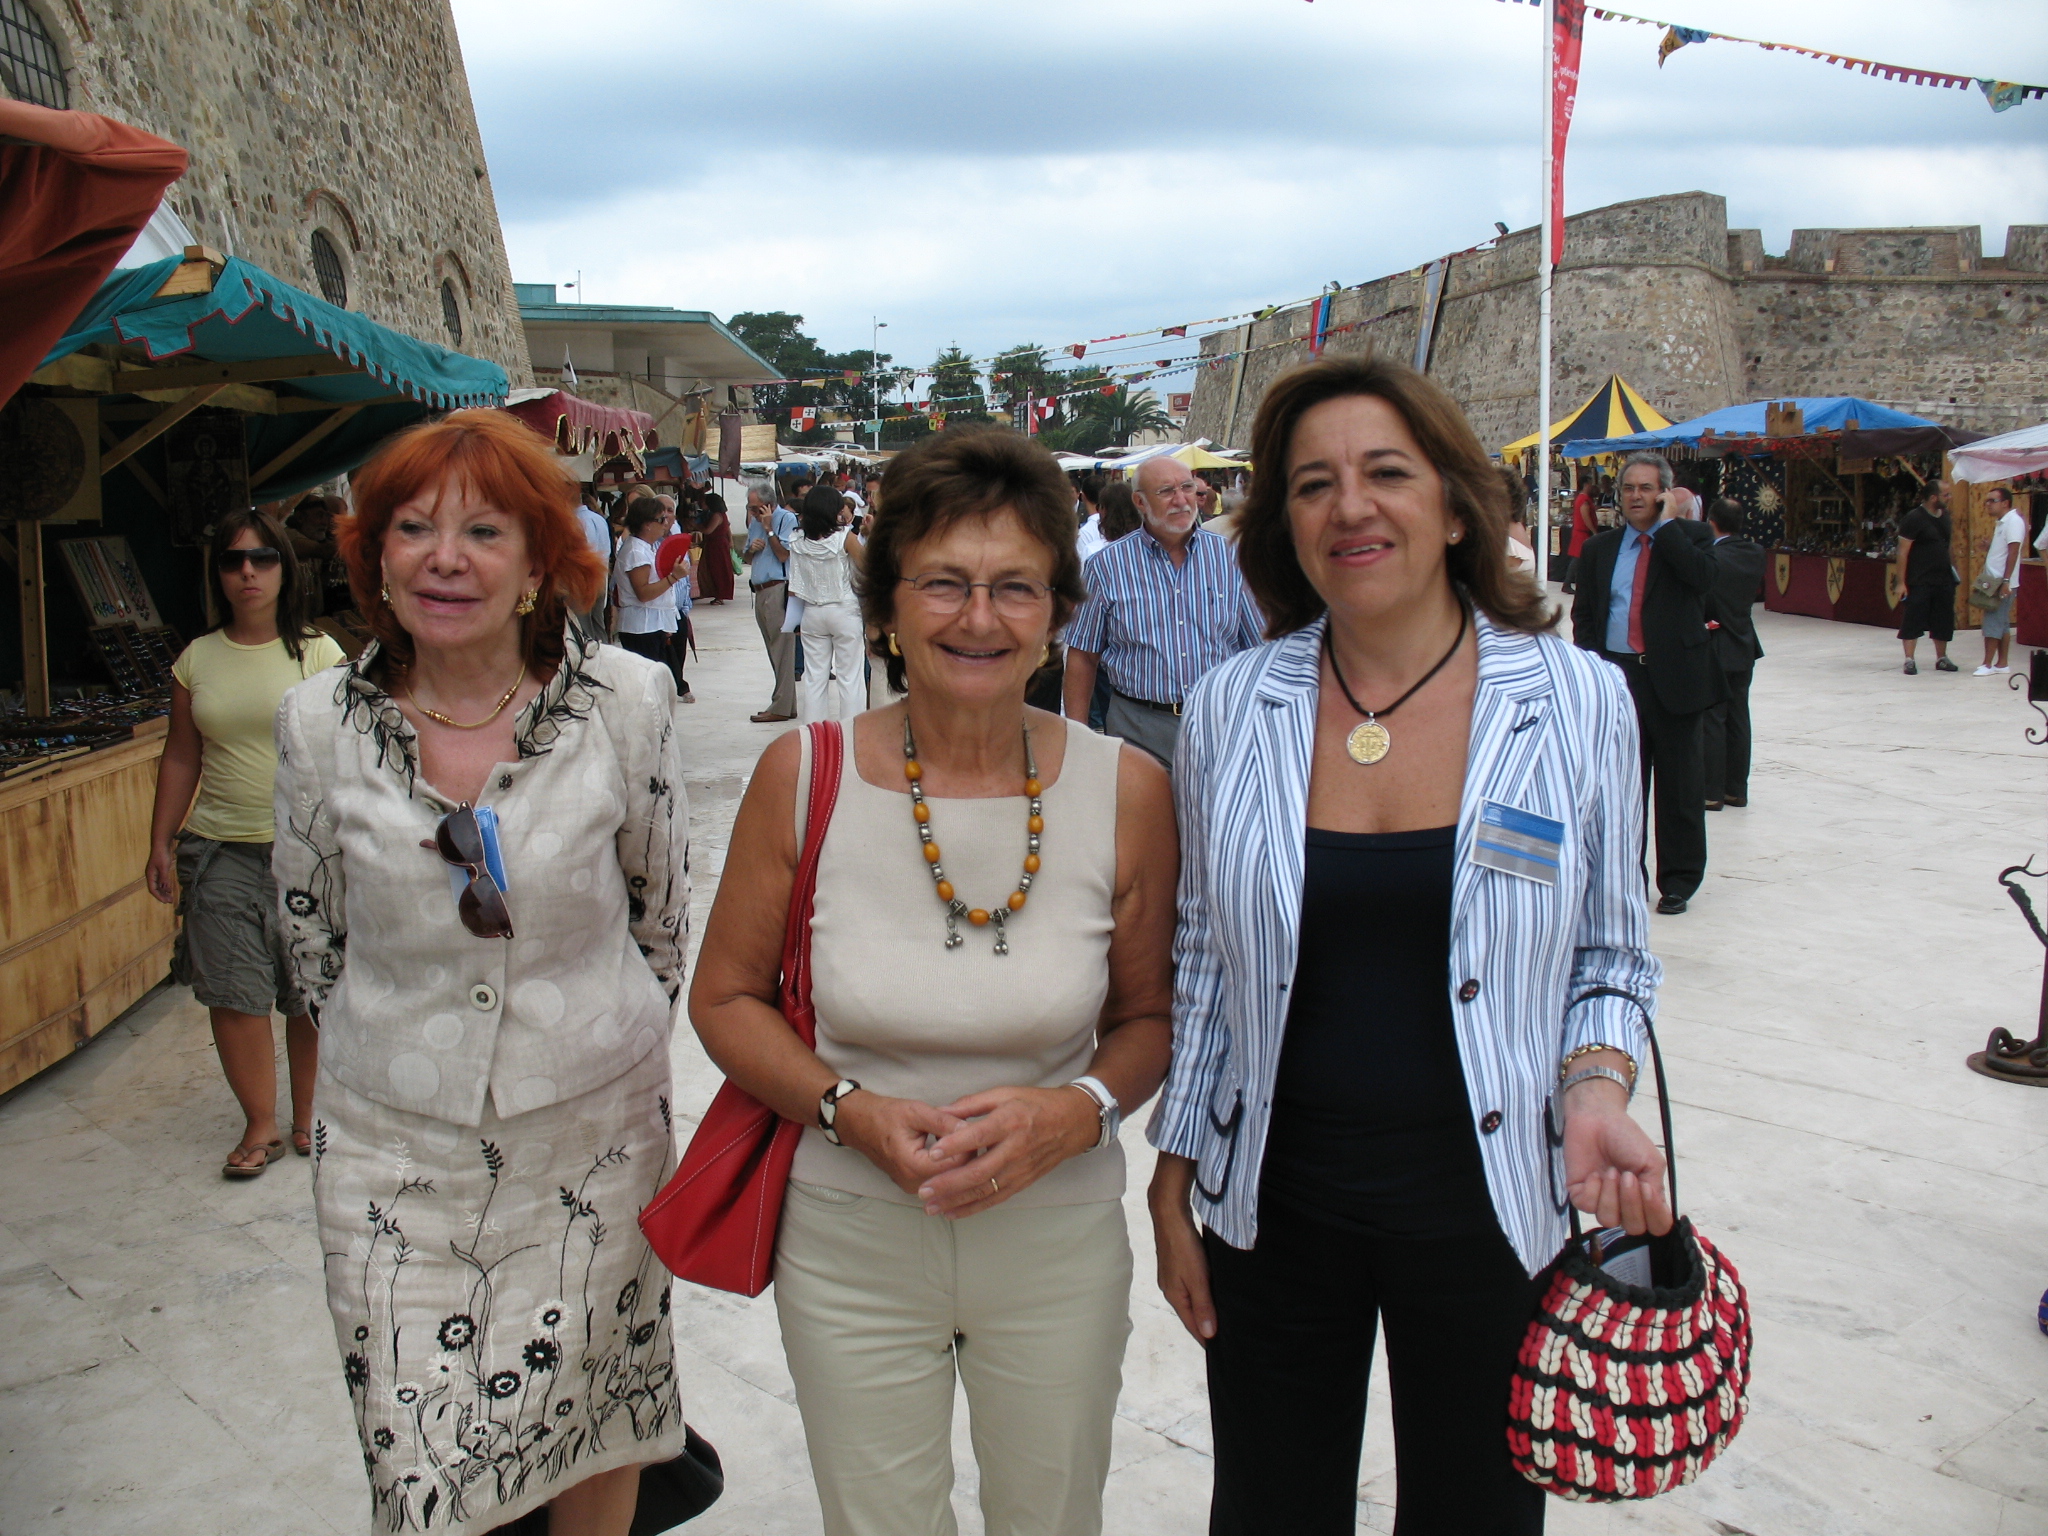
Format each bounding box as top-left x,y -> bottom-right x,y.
431,803 -> 515,939
216,547 -> 283,573
899,574 -> 1053,616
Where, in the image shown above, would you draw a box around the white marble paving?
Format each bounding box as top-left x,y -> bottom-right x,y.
3,596 -> 2045,1535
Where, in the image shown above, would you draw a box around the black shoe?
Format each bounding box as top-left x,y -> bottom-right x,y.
1935,656 -> 1959,673
1723,794 -> 1746,808
630,1425 -> 725,1533
1903,659 -> 1918,675
1655,894 -> 1689,915
1704,800 -> 1724,812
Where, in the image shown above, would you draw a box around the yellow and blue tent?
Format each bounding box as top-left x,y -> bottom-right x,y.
1498,376 -> 1671,459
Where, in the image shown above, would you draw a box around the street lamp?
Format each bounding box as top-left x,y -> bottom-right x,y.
872,318 -> 888,453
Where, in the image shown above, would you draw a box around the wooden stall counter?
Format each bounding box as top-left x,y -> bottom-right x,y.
0,730 -> 177,1096
2016,560 -> 2048,650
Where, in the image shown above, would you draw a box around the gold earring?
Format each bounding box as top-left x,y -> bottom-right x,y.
516,588 -> 538,616
888,632 -> 901,656
379,581 -> 390,603
1039,644 -> 1051,668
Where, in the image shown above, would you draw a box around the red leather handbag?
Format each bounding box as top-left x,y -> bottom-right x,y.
638,720 -> 844,1297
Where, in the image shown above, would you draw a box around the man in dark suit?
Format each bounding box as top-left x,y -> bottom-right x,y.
1571,453 -> 1720,914
1702,499 -> 1765,811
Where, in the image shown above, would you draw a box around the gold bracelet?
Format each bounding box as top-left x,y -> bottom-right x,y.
1559,1042 -> 1637,1085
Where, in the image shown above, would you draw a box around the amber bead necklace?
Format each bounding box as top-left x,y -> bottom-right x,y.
902,715 -> 1042,955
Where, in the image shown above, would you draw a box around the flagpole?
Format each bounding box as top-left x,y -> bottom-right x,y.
1536,0 -> 1555,591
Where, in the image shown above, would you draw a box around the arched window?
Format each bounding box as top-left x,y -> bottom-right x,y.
0,0 -> 69,109
440,279 -> 463,346
310,230 -> 348,308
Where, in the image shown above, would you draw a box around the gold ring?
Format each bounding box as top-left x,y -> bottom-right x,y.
988,1176 -> 1000,1196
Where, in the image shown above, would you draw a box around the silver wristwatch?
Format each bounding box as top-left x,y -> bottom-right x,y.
1069,1076 -> 1122,1151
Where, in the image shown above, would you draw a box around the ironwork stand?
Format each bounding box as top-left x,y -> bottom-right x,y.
1968,650 -> 2048,1086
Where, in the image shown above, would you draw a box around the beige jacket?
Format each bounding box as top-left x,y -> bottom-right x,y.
272,628 -> 689,1126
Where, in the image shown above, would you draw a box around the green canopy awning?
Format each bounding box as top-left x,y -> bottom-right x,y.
40,254 -> 508,499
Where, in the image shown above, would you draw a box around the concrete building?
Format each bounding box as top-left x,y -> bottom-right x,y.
513,284 -> 780,429
6,0 -> 533,384
1187,191 -> 2048,452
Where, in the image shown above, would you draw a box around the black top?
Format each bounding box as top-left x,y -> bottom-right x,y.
1898,506 -> 1955,588
1259,825 -> 1498,1239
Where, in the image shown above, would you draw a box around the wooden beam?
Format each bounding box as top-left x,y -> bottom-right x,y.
276,391 -> 408,414
128,382 -> 278,415
18,518 -> 47,716
250,404 -> 364,488
151,256 -> 221,300
99,383 -> 228,475
98,424 -> 167,507
110,354 -> 362,394
27,353 -> 114,393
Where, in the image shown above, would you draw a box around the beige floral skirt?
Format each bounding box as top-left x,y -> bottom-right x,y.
311,1047 -> 685,1535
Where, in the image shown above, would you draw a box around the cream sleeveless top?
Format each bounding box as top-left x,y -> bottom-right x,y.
791,720 -> 1124,1206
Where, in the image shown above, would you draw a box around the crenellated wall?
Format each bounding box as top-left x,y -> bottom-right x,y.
1190,192 -> 2048,450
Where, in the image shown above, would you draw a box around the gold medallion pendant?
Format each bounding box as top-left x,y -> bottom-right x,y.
1346,720 -> 1391,765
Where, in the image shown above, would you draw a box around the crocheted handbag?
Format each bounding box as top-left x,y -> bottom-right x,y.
1507,1002 -> 1753,1501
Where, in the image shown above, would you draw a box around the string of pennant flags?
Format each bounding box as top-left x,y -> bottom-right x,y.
1496,0 -> 2043,108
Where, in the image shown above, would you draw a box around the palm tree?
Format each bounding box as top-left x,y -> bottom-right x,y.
1075,385 -> 1173,449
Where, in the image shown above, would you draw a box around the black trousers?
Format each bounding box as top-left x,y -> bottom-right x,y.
1702,663 -> 1753,803
1204,1199 -> 1546,1536
1604,654 -> 1707,901
618,628 -> 686,696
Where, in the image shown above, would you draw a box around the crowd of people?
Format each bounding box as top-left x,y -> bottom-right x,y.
134,350 -> 2028,1536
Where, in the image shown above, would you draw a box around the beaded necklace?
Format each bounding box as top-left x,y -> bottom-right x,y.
902,716 -> 1042,955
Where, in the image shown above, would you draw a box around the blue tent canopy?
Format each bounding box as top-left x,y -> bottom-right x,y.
1562,397 -> 1937,459
41,255 -> 508,498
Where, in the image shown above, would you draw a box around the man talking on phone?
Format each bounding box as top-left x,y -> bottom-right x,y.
1570,452 -> 1721,914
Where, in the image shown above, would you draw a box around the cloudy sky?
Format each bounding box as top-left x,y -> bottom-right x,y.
452,0 -> 2047,384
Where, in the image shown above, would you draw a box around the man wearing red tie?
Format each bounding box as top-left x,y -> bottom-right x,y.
1570,453 -> 1720,914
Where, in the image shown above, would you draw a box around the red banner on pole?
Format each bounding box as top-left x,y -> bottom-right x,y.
1550,0 -> 1586,264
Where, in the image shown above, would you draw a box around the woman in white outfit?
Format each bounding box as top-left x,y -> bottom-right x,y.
611,499 -> 689,699
786,484 -> 865,724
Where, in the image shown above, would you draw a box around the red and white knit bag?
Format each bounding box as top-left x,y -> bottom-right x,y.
1508,1002 -> 1753,1501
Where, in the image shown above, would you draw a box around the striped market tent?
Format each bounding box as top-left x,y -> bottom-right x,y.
1498,375 -> 1672,460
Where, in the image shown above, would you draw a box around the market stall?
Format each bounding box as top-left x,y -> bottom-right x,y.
1,249 -> 507,1094
1566,397 -> 1985,629
1952,422 -> 2048,647
1499,375 -> 1673,560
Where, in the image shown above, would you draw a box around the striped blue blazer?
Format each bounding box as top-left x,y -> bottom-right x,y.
1145,610 -> 1662,1275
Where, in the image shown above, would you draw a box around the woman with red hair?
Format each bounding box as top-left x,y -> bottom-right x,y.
272,410 -> 698,1536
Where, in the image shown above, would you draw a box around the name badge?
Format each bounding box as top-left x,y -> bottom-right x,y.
1472,801 -> 1563,886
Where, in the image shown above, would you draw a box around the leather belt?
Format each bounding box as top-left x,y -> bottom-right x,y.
750,578 -> 786,592
1115,689 -> 1183,717
1601,649 -> 1651,666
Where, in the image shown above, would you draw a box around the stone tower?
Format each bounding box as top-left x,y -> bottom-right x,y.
12,0 -> 533,384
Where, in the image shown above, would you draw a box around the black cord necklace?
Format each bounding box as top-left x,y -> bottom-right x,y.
1323,602 -> 1469,765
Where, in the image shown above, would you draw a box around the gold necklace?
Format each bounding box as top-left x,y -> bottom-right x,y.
903,716 -> 1042,956
409,668 -> 527,730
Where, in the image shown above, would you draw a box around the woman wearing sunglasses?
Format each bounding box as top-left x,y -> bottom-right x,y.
691,428 -> 1177,1535
271,411 -> 694,1536
146,510 -> 345,1176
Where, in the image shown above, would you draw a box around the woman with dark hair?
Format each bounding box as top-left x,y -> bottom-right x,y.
145,509 -> 345,1176
691,427 -> 1177,1535
613,495 -> 692,701
786,483 -> 865,725
697,491 -> 735,605
272,410 -> 695,1536
1149,358 -> 1670,1534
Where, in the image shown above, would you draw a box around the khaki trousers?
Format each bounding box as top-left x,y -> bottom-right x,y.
753,580 -> 797,714
774,1182 -> 1132,1536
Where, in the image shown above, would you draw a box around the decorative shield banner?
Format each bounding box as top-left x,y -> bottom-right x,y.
1774,552 -> 1791,595
1826,558 -> 1848,606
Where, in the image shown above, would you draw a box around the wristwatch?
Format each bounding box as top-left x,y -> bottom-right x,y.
817,1078 -> 861,1145
1068,1076 -> 1122,1152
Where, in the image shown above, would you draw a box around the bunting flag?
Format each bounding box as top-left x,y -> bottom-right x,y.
1587,7 -> 2044,107
842,369 -> 861,383
1308,292 -> 1334,355
1162,325 -> 1187,338
1066,344 -> 1087,359
1551,0 -> 1586,265
790,406 -> 818,428
561,345 -> 578,390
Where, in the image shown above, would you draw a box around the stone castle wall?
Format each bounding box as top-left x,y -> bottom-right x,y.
35,0 -> 531,385
1190,191 -> 2048,451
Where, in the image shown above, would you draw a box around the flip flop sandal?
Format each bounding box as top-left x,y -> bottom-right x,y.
290,1124 -> 313,1157
223,1139 -> 285,1179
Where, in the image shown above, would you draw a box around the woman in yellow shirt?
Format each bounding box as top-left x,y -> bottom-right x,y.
145,509 -> 345,1177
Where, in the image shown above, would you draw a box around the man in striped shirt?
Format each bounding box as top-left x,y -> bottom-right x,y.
1062,456 -> 1266,766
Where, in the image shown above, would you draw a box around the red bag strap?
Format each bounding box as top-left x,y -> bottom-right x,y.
778,720 -> 844,1041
